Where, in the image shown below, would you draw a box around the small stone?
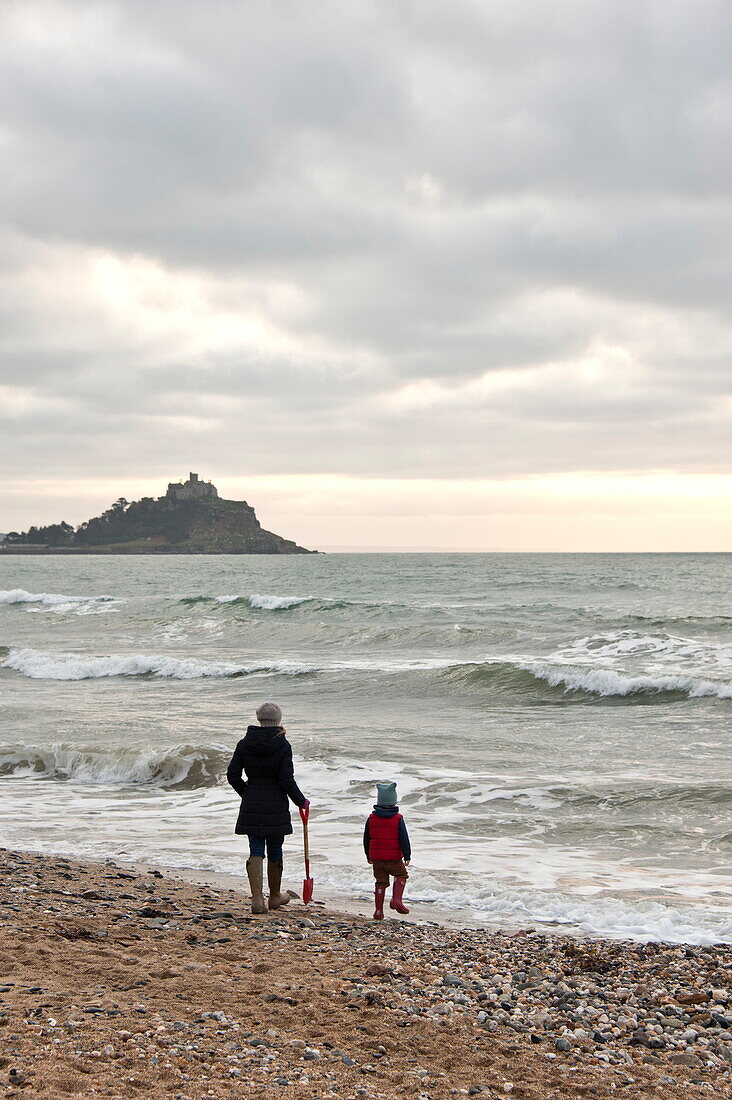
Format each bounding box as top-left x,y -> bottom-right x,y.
669,1053 -> 702,1068
365,963 -> 390,977
677,992 -> 708,1006
555,1038 -> 571,1052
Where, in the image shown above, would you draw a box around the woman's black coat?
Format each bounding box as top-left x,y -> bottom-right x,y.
226,725 -> 306,837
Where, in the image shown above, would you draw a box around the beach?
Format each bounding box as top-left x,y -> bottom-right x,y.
1,848 -> 730,1099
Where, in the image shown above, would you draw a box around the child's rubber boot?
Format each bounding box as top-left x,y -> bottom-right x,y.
373,885 -> 386,920
390,877 -> 409,915
267,860 -> 296,910
246,857 -> 267,914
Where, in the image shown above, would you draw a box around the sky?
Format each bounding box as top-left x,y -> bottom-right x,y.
1,0 -> 731,551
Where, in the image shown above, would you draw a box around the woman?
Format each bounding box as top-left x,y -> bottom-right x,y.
226,701 -> 309,914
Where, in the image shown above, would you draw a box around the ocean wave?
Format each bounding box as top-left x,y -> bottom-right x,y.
179,593 -> 310,609
227,593 -> 310,610
436,658 -> 732,700
179,593 -> 378,612
4,642 -> 732,699
620,612 -> 732,628
515,661 -> 732,700
0,743 -> 227,788
554,783 -> 732,810
1,648 -> 317,681
0,588 -> 119,614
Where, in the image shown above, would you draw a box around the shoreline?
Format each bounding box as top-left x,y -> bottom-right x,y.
5,843 -> 729,945
1,847 -> 730,1098
133,861 -> 517,935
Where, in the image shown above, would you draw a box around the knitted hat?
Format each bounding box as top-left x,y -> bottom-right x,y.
376,781 -> 398,806
256,701 -> 282,726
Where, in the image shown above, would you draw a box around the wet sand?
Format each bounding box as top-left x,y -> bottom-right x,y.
0,847 -> 730,1099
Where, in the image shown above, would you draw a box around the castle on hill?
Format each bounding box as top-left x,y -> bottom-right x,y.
166,472 -> 219,502
1,471 -> 314,554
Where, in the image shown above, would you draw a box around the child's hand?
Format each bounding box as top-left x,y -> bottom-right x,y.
367,859 -> 372,864
404,860 -> 411,866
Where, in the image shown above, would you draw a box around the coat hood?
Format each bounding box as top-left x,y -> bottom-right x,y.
372,804 -> 399,817
243,725 -> 286,756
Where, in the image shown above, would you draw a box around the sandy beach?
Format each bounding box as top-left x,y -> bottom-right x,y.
0,848 -> 730,1099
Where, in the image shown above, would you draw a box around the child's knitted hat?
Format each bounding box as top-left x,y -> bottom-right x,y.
376,781 -> 398,806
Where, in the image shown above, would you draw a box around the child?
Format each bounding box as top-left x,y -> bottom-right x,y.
363,781 -> 411,920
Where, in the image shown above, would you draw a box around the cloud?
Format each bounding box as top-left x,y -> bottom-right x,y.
0,0 -> 730,544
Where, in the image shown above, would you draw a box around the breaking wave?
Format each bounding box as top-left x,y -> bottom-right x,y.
1,648 -> 316,680
4,643 -> 732,700
0,588 -> 119,615
513,661 -> 732,700
179,593 -> 376,612
0,743 -> 227,788
226,593 -> 311,610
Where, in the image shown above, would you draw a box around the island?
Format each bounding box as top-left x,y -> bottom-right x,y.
0,473 -> 315,554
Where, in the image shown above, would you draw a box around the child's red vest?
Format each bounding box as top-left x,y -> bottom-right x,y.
368,812 -> 403,860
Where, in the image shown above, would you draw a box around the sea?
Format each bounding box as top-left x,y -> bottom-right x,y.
1,553 -> 730,945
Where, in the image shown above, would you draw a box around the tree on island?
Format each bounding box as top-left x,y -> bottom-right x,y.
6,521 -> 74,546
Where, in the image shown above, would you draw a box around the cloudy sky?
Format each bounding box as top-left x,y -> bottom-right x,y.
1,0 -> 731,550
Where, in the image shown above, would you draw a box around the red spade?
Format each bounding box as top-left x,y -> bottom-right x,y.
299,803 -> 314,904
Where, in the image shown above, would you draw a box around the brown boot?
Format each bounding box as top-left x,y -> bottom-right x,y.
246,857 -> 266,914
373,885 -> 386,920
267,860 -> 295,910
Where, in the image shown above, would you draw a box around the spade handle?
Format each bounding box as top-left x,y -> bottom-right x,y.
300,804 -> 310,862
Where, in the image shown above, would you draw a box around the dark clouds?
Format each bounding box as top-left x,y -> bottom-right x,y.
1,0 -> 731,504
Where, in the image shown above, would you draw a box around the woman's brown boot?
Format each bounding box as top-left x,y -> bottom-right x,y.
267,860 -> 294,909
246,857 -> 267,914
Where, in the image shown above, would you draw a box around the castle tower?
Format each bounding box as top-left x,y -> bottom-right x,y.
166,472 -> 219,501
